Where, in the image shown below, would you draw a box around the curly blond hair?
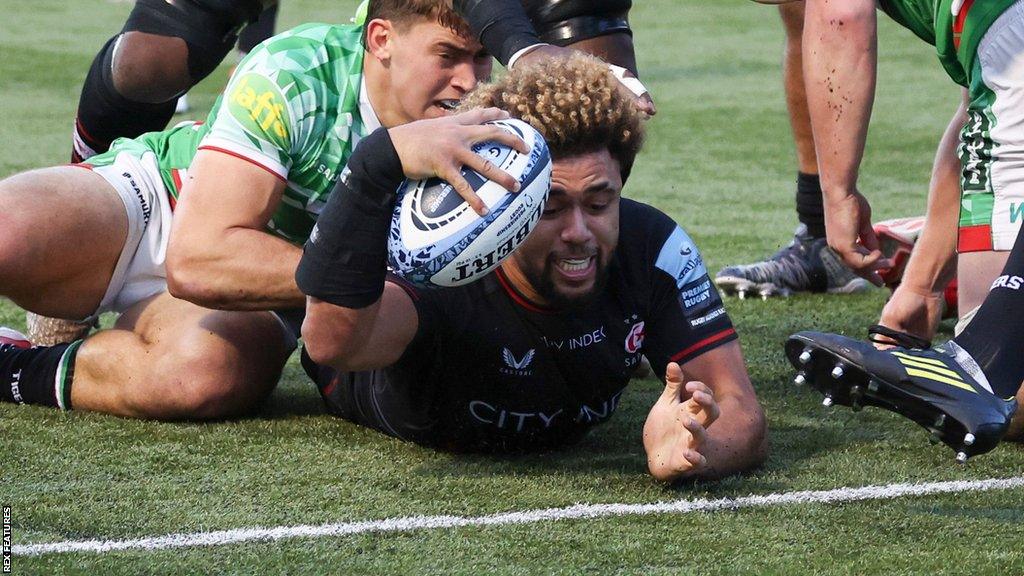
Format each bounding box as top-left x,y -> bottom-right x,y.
461,52 -> 645,173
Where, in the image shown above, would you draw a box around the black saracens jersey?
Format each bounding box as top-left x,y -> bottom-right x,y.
312,198 -> 737,452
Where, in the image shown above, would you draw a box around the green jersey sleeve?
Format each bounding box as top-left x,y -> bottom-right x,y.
197,23 -> 369,243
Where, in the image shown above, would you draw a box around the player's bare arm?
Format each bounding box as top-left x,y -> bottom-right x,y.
166,150 -> 301,310
644,341 -> 767,482
877,92 -> 967,345
804,0 -> 890,284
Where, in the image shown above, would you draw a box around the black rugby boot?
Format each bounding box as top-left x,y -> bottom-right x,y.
784,331 -> 1017,462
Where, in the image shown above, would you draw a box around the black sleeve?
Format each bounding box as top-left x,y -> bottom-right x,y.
621,202 -> 737,376
453,0 -> 541,65
295,128 -> 405,308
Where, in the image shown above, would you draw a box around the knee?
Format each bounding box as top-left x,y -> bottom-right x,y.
147,348 -> 278,420
111,33 -> 192,103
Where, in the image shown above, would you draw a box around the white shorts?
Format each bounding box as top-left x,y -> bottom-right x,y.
86,150 -> 302,349
87,150 -> 174,315
959,0 -> 1024,252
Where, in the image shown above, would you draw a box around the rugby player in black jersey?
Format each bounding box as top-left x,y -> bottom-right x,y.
297,54 -> 767,482
40,0 -> 653,345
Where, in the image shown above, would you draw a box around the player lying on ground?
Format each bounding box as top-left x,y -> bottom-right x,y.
0,0 -> 524,419
37,0 -> 654,344
781,0 -> 1024,458
297,54 -> 768,482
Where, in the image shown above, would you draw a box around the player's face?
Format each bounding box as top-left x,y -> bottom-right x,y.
382,19 -> 492,124
508,149 -> 622,307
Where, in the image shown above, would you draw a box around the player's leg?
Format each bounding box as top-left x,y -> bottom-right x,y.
784,10 -> 1024,460
0,166 -> 131,409
72,0 -> 269,162
53,0 -> 270,342
2,292 -> 292,418
0,167 -> 127,318
71,293 -> 293,419
715,2 -> 869,299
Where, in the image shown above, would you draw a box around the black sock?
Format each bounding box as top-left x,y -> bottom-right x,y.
954,226 -> 1024,398
237,4 -> 278,54
0,341 -> 81,409
796,172 -> 825,239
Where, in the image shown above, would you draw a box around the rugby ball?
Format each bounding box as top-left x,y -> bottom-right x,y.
388,118 -> 552,288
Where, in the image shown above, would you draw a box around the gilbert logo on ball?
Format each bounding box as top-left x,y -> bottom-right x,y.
388,118 -> 552,288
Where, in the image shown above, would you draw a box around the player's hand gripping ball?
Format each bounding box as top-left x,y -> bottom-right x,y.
388,118 -> 552,288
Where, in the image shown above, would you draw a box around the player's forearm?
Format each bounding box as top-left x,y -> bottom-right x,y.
693,395 -> 768,480
803,0 -> 877,200
166,230 -> 304,310
453,0 -> 540,66
303,297 -> 382,369
899,100 -> 967,294
303,282 -> 418,371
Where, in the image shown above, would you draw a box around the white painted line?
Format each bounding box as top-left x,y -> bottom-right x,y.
14,476 -> 1024,556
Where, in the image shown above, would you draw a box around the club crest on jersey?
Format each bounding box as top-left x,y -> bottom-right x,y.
625,321 -> 645,353
501,347 -> 535,376
229,72 -> 291,149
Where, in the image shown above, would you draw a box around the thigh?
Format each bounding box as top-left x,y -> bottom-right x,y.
74,292 -> 294,419
119,291 -> 295,396
0,166 -> 127,317
957,251 -> 1009,315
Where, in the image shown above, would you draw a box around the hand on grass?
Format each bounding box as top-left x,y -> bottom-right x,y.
643,362 -> 720,482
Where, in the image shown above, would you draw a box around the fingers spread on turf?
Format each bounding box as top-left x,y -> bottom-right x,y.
682,449 -> 707,473
680,413 -> 708,447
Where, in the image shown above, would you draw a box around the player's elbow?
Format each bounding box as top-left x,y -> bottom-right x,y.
745,404 -> 769,468
165,261 -> 222,307
165,243 -> 230,307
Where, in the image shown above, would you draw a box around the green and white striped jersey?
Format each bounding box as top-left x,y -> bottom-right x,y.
877,0 -> 1016,86
92,22 -> 372,244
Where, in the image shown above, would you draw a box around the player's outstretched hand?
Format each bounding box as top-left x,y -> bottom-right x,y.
874,284 -> 943,349
643,362 -> 720,482
824,188 -> 892,286
388,107 -> 529,216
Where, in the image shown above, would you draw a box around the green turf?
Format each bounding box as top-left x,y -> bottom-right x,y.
2,1 -> 1023,574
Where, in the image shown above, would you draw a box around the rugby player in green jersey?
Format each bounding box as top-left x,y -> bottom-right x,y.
0,0 -> 524,419
785,0 -> 1024,459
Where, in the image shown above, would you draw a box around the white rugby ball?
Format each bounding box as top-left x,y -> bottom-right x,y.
388,118 -> 552,288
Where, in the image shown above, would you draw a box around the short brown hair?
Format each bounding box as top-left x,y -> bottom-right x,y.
364,0 -> 471,40
460,52 -> 645,174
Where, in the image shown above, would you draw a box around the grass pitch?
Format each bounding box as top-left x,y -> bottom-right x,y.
2,1 -> 1023,574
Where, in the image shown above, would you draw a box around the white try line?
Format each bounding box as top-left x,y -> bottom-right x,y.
14,476 -> 1024,556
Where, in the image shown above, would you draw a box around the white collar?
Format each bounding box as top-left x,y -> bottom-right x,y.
359,76 -> 382,134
